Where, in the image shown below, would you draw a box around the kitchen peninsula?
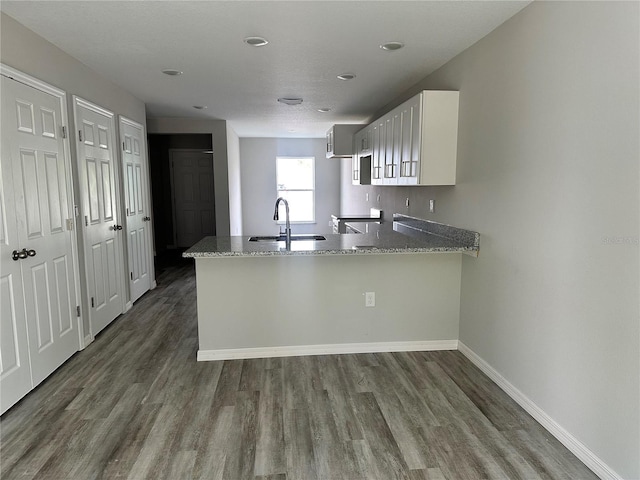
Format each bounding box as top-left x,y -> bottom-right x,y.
184,215 -> 479,361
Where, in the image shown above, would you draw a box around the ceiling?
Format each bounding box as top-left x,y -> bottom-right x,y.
2,1 -> 530,138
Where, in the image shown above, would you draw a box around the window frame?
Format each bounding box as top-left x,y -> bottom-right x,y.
275,156 -> 316,224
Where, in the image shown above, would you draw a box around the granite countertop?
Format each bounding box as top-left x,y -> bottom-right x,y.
183,214 -> 480,258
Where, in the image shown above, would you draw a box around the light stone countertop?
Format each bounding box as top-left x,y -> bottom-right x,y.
183,215 -> 480,258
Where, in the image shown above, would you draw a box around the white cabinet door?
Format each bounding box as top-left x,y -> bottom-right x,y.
398,96 -> 421,186
1,73 -> 80,413
371,121 -> 384,185
119,116 -> 153,303
383,114 -> 400,185
352,129 -> 364,185
74,97 -> 126,336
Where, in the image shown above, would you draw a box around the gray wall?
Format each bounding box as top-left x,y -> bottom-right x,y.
341,2 -> 639,478
240,138 -> 340,236
1,12 -> 148,336
195,253 -> 461,352
146,117 -> 231,236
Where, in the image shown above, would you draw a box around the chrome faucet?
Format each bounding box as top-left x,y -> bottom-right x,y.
273,197 -> 291,249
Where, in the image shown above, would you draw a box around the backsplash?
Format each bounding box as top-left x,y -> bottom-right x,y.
340,160 -> 458,225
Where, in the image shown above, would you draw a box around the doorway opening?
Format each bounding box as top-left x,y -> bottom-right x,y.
147,134 -> 215,263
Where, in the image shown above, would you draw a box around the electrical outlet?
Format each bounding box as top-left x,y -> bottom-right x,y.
365,193 -> 369,202
365,292 -> 375,307
405,197 -> 410,207
429,199 -> 435,213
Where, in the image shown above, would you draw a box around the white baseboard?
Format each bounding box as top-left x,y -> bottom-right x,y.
197,339 -> 458,362
457,341 -> 622,480
124,301 -> 133,313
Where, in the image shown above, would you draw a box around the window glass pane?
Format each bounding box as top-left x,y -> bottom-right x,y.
277,157 -> 314,190
276,190 -> 314,222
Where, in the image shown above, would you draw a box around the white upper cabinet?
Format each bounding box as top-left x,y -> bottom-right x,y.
326,124 -> 361,158
352,127 -> 372,185
366,90 -> 459,186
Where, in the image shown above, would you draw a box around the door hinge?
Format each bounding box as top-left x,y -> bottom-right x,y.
61,126 -> 67,139
76,305 -> 81,317
66,218 -> 74,231
91,297 -> 95,308
74,205 -> 80,217
130,272 -> 133,280
123,141 -> 126,151
85,216 -> 88,226
78,130 -> 83,142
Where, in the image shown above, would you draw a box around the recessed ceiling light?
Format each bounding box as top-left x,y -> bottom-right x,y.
317,108 -> 331,113
337,73 -> 356,81
193,105 -> 207,110
380,41 -> 405,51
244,36 -> 269,47
277,97 -> 303,106
162,69 -> 183,76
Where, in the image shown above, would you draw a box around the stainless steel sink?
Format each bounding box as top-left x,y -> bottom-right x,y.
249,234 -> 326,242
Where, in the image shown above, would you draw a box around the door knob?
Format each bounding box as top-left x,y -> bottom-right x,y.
143,216 -> 151,222
11,248 -> 35,261
111,224 -> 123,231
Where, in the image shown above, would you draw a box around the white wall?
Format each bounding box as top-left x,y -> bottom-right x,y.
341,2 -> 639,478
226,127 -> 243,236
146,117 -> 231,236
240,138 -> 340,236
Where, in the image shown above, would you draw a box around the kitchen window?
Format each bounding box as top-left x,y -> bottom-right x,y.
276,156 -> 315,223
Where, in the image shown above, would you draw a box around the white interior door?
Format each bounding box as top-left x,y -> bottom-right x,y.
119,117 -> 153,303
170,149 -> 216,248
74,97 -> 125,336
1,72 -> 80,413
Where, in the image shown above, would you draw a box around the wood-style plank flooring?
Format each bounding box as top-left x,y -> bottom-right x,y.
0,258 -> 598,479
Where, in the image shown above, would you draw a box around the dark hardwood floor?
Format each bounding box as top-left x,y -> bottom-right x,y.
0,259 -> 598,479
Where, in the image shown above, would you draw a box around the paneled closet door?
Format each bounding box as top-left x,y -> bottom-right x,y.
1,72 -> 80,413
74,97 -> 126,336
119,117 -> 153,303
